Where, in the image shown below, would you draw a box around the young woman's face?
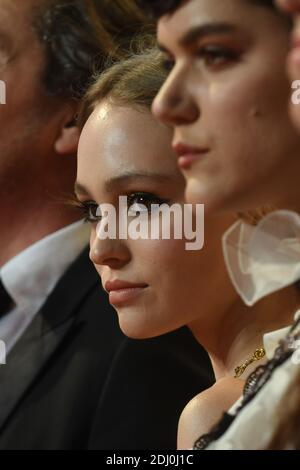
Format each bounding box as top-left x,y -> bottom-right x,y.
76,101 -> 235,339
153,0 -> 300,213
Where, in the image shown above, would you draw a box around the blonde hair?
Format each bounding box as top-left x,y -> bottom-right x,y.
78,46 -> 166,128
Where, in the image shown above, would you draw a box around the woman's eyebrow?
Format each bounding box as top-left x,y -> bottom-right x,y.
157,22 -> 240,55
104,171 -> 176,193
178,23 -> 239,48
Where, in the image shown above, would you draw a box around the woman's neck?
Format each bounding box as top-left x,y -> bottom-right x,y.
188,284 -> 299,382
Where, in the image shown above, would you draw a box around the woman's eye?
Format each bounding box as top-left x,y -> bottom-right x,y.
127,193 -> 169,216
197,46 -> 239,68
77,201 -> 101,224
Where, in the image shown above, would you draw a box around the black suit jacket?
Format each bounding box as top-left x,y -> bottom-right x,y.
0,247 -> 213,450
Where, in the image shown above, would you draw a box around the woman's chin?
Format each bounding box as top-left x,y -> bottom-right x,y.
116,309 -> 169,340
184,177 -> 218,213
185,175 -> 242,215
119,323 -> 157,340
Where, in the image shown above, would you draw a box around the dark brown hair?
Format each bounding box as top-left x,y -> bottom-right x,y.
138,0 -> 284,19
86,0 -> 154,60
32,0 -> 152,99
32,0 -> 104,99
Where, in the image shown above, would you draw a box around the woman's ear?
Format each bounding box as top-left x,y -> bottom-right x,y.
54,116 -> 81,155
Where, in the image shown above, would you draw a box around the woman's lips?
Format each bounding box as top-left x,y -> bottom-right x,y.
105,280 -> 148,307
289,35 -> 300,62
108,287 -> 147,306
291,36 -> 300,50
177,153 -> 207,169
173,143 -> 209,170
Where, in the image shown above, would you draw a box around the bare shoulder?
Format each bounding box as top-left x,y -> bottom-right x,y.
177,377 -> 244,450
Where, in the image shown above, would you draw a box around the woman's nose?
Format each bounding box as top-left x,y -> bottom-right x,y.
152,67 -> 200,126
89,232 -> 131,269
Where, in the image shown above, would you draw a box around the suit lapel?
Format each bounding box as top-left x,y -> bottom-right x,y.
0,247 -> 99,431
0,313 -> 75,430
